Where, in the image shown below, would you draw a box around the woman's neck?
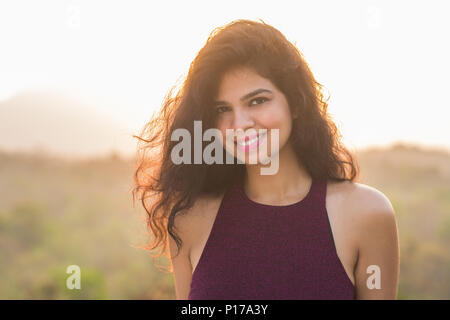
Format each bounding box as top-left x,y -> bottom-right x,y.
242,141 -> 312,203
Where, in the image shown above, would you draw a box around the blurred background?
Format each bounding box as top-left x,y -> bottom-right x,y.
0,0 -> 449,299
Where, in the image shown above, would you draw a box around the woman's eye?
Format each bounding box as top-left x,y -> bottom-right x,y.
216,97 -> 268,114
216,106 -> 229,114
249,97 -> 268,106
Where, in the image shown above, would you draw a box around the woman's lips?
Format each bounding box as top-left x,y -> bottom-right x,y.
234,131 -> 267,152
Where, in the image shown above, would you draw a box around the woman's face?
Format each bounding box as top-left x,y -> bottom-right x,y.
213,66 -> 295,165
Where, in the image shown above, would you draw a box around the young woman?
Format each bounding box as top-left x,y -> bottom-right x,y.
133,19 -> 399,300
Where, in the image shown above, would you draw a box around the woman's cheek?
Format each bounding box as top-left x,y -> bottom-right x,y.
258,106 -> 284,127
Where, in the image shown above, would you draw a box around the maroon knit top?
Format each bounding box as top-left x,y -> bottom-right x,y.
188,178 -> 355,299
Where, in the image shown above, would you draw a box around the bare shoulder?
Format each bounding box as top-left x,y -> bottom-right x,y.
175,192 -> 225,225
171,191 -> 225,252
329,180 -> 394,210
328,181 -> 400,299
327,180 -> 397,231
168,191 -> 226,299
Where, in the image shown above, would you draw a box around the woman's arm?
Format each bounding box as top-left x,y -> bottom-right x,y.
351,185 -> 400,299
168,196 -> 215,299
168,231 -> 193,300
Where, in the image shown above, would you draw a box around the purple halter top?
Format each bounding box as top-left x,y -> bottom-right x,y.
188,178 -> 355,300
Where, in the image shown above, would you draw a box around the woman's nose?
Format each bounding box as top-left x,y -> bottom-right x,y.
232,108 -> 255,131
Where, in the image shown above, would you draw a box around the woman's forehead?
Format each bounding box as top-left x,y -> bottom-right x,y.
216,68 -> 275,98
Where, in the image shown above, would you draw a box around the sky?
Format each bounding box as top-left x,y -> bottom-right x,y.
1,0 -> 449,153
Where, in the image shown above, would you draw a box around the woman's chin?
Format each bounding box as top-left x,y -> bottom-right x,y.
236,155 -> 271,166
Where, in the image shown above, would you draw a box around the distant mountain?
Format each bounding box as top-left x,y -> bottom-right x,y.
0,90 -> 138,160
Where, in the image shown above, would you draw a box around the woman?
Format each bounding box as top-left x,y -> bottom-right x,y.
132,19 -> 399,300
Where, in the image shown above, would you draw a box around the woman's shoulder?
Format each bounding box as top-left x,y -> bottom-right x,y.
328,179 -> 397,231
186,191 -> 227,218
328,180 -> 392,208
341,181 -> 393,213
172,191 -> 226,248
174,190 -> 226,219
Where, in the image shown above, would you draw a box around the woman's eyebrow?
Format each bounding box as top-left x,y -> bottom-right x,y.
213,88 -> 273,106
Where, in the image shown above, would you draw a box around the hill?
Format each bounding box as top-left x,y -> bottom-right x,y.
0,90 -> 137,160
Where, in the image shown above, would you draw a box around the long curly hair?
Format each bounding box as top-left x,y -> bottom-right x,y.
132,19 -> 359,270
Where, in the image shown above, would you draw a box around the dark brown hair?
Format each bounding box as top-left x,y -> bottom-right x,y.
132,19 -> 359,270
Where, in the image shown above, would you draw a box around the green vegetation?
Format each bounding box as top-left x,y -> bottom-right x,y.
0,151 -> 174,299
0,143 -> 449,299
